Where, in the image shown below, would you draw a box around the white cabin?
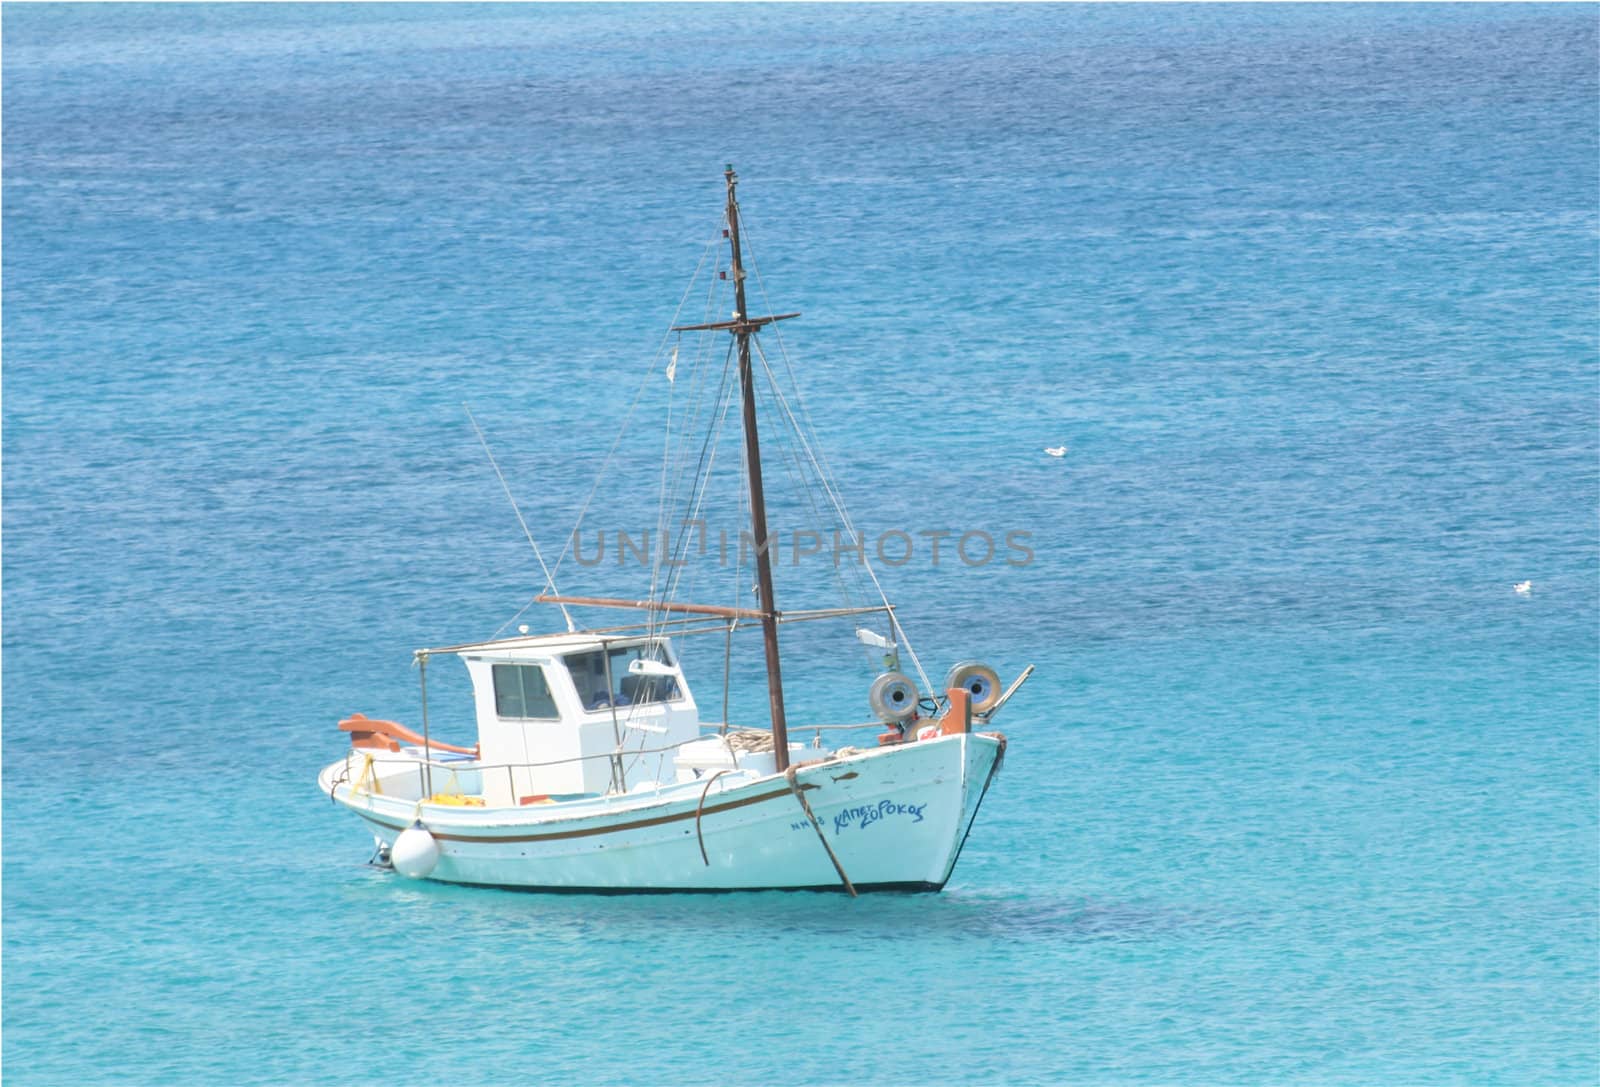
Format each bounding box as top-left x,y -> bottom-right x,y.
460,634 -> 701,806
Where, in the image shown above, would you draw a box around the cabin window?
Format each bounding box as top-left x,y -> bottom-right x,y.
564,644 -> 680,712
492,663 -> 558,719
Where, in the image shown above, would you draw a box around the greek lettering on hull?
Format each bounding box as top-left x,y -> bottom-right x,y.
833,800 -> 929,835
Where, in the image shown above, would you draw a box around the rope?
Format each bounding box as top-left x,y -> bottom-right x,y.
694,769 -> 730,866
784,766 -> 857,897
328,761 -> 352,804
725,729 -> 776,753
351,754 -> 382,797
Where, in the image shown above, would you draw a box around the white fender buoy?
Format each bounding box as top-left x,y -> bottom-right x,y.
391,821 -> 440,879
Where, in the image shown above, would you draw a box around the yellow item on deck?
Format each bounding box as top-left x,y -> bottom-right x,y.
428,793 -> 485,807
352,754 -> 382,796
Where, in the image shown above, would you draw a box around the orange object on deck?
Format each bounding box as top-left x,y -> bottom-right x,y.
940,688 -> 973,736
338,713 -> 478,757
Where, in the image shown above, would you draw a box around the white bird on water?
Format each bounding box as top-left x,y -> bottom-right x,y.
1044,445 -> 1068,458
1514,580 -> 1532,595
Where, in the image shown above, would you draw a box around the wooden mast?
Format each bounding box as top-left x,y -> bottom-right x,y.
670,166 -> 799,768
721,164 -> 791,772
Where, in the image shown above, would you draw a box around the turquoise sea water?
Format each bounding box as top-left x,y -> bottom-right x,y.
4,4 -> 1597,1084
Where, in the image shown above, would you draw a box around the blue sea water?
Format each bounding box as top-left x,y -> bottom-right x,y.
4,3 -> 1597,1084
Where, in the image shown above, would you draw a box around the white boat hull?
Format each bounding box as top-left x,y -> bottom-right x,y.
318,732 -> 1006,893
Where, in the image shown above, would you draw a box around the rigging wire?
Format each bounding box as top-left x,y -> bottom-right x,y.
465,404 -> 576,634
549,224 -> 723,591
742,214 -> 940,697
641,206 -> 937,707
525,198 -> 938,727
749,341 -> 882,679
736,218 -> 937,696
651,237 -> 733,629
646,340 -> 677,631
660,340 -> 739,606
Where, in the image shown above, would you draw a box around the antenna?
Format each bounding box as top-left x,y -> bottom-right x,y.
464,404 -> 576,633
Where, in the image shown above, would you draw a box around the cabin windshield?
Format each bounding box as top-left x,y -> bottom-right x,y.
564,642 -> 679,712
492,662 -> 559,720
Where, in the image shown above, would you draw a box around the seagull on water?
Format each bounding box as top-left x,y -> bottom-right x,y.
1513,580 -> 1532,595
1044,446 -> 1068,458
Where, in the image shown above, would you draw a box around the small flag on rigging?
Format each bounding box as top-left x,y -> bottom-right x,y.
666,345 -> 678,384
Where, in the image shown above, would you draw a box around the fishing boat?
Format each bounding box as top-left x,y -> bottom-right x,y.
317,167 -> 1031,893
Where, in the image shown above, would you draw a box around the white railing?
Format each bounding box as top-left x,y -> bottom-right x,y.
328,722 -> 891,804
